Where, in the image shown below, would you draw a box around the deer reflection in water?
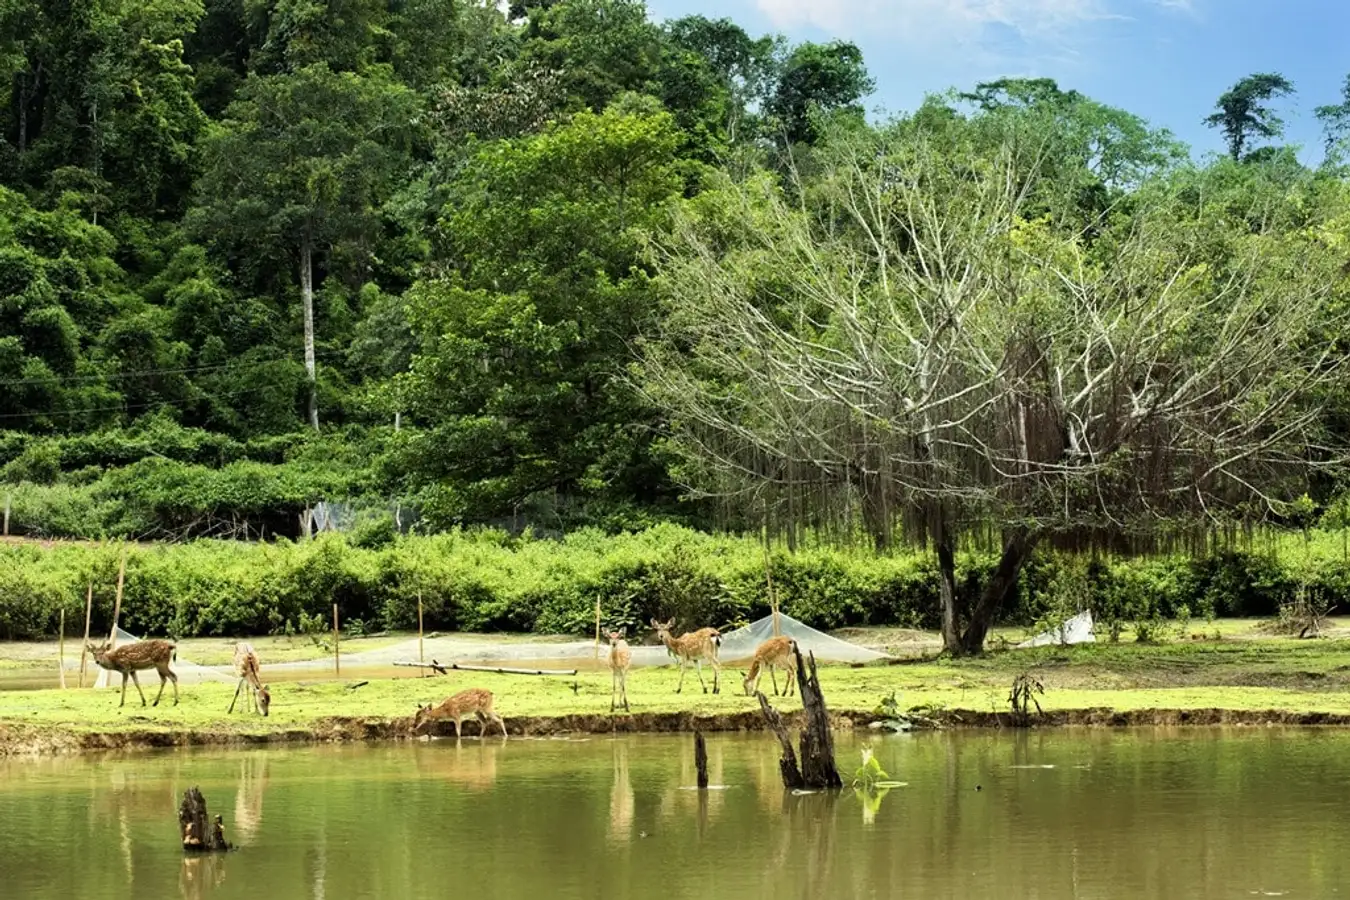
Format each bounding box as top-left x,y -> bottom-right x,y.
232,753 -> 270,845
607,741 -> 634,843
412,738 -> 501,792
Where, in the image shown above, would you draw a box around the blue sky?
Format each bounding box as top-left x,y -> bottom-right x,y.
646,0 -> 1350,162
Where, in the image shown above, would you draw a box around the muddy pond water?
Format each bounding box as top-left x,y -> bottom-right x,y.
1,728 -> 1348,899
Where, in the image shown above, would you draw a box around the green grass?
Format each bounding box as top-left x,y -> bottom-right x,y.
5,626 -> 1350,741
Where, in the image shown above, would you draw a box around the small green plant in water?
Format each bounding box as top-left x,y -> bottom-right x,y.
852,746 -> 905,791
1008,672 -> 1045,726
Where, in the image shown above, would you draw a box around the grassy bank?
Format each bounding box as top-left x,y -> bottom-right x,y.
5,622 -> 1350,754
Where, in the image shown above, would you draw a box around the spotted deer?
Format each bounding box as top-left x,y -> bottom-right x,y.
228,642 -> 271,716
413,689 -> 507,738
742,636 -> 797,697
651,618 -> 722,694
87,639 -> 179,707
607,630 -> 632,712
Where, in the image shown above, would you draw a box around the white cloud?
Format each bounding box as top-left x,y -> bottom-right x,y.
754,0 -> 1192,52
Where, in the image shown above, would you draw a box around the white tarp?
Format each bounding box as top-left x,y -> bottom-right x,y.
1016,609 -> 1096,649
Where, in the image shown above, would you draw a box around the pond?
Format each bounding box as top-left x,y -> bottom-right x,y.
1,728 -> 1347,899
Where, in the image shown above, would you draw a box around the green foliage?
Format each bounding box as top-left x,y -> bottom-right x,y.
1205,72 -> 1296,161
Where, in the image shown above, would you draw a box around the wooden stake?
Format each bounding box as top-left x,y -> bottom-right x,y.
765,542 -> 781,637
58,608 -> 66,689
417,592 -> 425,667
2,491 -> 9,536
109,551 -> 126,647
593,594 -> 602,661
78,582 -> 92,688
694,730 -> 709,789
333,604 -> 340,676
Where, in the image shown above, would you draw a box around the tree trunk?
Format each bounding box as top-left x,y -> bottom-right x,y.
935,523 -> 960,653
179,787 -> 231,853
794,648 -> 842,789
301,239 -> 319,431
957,529 -> 1039,655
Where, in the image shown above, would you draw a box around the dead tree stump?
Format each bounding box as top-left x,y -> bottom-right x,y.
180,787 -> 232,853
694,730 -> 709,789
756,647 -> 841,790
757,693 -> 805,789
795,648 -> 842,789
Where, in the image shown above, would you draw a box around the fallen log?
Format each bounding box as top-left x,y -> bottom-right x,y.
179,787 -> 232,853
393,660 -> 578,676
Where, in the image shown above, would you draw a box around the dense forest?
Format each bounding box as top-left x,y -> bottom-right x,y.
2,0 -> 1350,553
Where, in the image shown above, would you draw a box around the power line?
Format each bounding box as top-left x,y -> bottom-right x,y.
0,382 -> 289,421
0,348 -> 346,387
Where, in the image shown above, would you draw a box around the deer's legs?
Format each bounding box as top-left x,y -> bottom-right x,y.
620,673 -> 629,711
451,717 -> 462,739
490,712 -> 507,737
675,660 -> 687,694
229,677 -> 246,713
694,659 -> 708,694
770,666 -> 780,696
163,667 -> 179,706
611,669 -> 619,712
710,657 -> 720,695
129,670 -> 148,707
118,672 -> 129,707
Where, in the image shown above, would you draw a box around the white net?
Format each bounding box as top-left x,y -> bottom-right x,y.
89,628 -> 235,688
258,612 -> 889,677
1016,609 -> 1096,649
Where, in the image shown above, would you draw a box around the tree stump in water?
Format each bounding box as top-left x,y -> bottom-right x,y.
756,648 -> 841,790
795,648 -> 842,789
756,693 -> 805,789
180,787 -> 232,853
694,730 -> 709,789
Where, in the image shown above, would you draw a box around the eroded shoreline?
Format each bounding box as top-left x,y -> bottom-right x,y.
5,706 -> 1350,756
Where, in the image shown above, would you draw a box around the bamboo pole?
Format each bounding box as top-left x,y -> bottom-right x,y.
417,592 -> 424,667
593,594 -> 602,661
58,608 -> 66,689
3,491 -> 9,536
109,551 -> 126,647
764,542 -> 781,637
333,604 -> 340,677
78,582 -> 93,688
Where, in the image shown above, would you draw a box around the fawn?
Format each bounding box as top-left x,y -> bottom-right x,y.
608,629 -> 632,712
413,688 -> 507,738
742,636 -> 797,697
87,639 -> 179,707
651,618 -> 722,694
228,642 -> 271,716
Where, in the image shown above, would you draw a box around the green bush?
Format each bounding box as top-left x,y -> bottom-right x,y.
1,526 -> 1348,642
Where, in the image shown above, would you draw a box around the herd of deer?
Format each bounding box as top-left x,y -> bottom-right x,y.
84,620 -> 799,739
85,639 -> 270,715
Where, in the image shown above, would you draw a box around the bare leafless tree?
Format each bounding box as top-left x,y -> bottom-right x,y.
639,123 -> 1350,655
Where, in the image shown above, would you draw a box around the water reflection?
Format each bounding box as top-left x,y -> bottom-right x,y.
1,730 -> 1349,900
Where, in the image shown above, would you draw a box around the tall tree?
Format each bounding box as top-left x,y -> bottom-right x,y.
1315,74 -> 1350,153
1205,72 -> 1295,161
641,121 -> 1349,654
398,102 -> 684,525
766,40 -> 873,145
191,63 -> 419,430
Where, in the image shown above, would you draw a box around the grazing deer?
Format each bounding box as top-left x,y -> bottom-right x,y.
412,689 -> 507,738
228,642 -> 271,716
651,618 -> 722,694
607,630 -> 632,712
87,639 -> 179,708
742,636 -> 797,697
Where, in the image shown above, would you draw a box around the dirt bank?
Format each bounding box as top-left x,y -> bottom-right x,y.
5,706 -> 1350,756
